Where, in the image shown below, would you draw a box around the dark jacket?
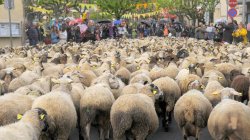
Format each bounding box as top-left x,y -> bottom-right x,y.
223,23 -> 234,44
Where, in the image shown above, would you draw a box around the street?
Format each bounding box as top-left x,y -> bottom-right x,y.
70,117 -> 212,140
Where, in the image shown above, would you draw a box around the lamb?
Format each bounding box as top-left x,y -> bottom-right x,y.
32,76 -> 77,140
208,93 -> 250,140
0,108 -> 48,140
153,76 -> 181,131
110,93 -> 160,140
79,83 -> 115,140
0,93 -> 36,126
174,90 -> 213,140
230,75 -> 250,104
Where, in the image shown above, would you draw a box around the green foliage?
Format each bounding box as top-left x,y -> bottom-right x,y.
95,0 -> 141,19
157,0 -> 219,25
0,0 -> 3,5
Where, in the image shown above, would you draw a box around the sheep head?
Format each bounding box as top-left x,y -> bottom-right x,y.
212,88 -> 242,101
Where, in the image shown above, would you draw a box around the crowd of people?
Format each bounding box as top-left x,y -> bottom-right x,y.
25,17 -> 250,46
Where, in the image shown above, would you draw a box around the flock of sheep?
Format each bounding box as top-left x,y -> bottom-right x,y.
0,37 -> 249,140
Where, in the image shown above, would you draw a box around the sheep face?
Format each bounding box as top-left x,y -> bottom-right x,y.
188,80 -> 204,92
108,75 -> 120,89
213,88 -> 243,100
149,83 -> 164,101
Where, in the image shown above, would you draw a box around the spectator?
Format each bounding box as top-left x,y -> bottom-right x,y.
138,24 -> 145,38
75,26 -> 82,43
206,23 -> 216,40
59,25 -> 68,44
27,23 -> 39,46
163,25 -> 169,37
174,23 -> 182,37
51,26 -> 60,44
214,24 -> 224,42
232,22 -> 248,45
223,19 -> 234,44
195,23 -> 206,40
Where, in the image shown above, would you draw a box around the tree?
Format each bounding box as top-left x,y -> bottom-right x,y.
0,0 -> 3,5
95,0 -> 141,19
157,0 -> 219,25
36,0 -> 73,18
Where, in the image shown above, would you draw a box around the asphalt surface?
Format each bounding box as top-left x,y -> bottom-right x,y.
69,117 -> 212,140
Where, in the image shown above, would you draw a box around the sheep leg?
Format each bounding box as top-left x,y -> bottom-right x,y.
195,127 -> 201,140
182,127 -> 188,140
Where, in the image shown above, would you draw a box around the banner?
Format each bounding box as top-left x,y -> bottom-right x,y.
29,6 -> 53,14
122,10 -> 161,19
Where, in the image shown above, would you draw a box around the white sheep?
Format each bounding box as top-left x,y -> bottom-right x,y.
32,77 -> 77,140
0,108 -> 48,140
174,90 -> 213,140
79,83 -> 115,140
0,93 -> 36,126
110,93 -> 160,140
208,98 -> 250,139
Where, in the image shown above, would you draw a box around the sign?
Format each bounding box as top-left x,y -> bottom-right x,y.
4,0 -> 14,9
0,23 -> 21,37
229,0 -> 237,8
228,8 -> 238,18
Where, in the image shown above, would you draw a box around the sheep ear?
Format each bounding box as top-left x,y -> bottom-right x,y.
212,90 -> 220,95
232,91 -> 243,97
40,114 -> 45,120
17,114 -> 23,120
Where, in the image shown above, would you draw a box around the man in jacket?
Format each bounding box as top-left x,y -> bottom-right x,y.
223,19 -> 234,44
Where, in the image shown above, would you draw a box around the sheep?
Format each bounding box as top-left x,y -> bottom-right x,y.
153,76 -> 181,131
164,62 -> 179,79
91,73 -> 125,99
208,99 -> 250,139
79,83 -> 115,140
115,67 -> 131,85
32,76 -> 77,140
230,75 -> 250,104
0,93 -> 36,126
149,66 -> 172,81
204,80 -> 224,107
129,73 -> 152,85
174,90 -> 213,140
0,108 -> 48,140
215,63 -> 240,85
178,74 -> 203,94
0,80 -> 6,95
202,70 -> 228,87
110,93 -> 159,140
8,61 -> 43,92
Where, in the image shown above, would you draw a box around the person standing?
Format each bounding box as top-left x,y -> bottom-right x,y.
59,25 -> 68,44
223,19 -> 234,44
27,23 -> 39,46
232,22 -> 248,45
195,23 -> 206,40
206,23 -> 216,40
51,26 -> 60,44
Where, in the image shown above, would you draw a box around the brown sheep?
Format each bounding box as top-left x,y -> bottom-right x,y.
230,75 -> 250,104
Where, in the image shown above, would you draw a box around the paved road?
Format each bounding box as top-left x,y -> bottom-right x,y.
69,117 -> 212,140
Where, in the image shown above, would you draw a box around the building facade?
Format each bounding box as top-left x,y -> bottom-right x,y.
0,0 -> 25,47
214,0 -> 250,24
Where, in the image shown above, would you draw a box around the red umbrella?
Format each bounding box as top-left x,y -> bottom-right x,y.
69,20 -> 76,26
75,18 -> 83,24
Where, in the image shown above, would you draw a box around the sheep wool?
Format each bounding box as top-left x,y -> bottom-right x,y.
111,94 -> 159,140
174,90 -> 213,140
0,108 -> 48,140
208,99 -> 250,140
80,84 -> 115,140
32,91 -> 77,140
